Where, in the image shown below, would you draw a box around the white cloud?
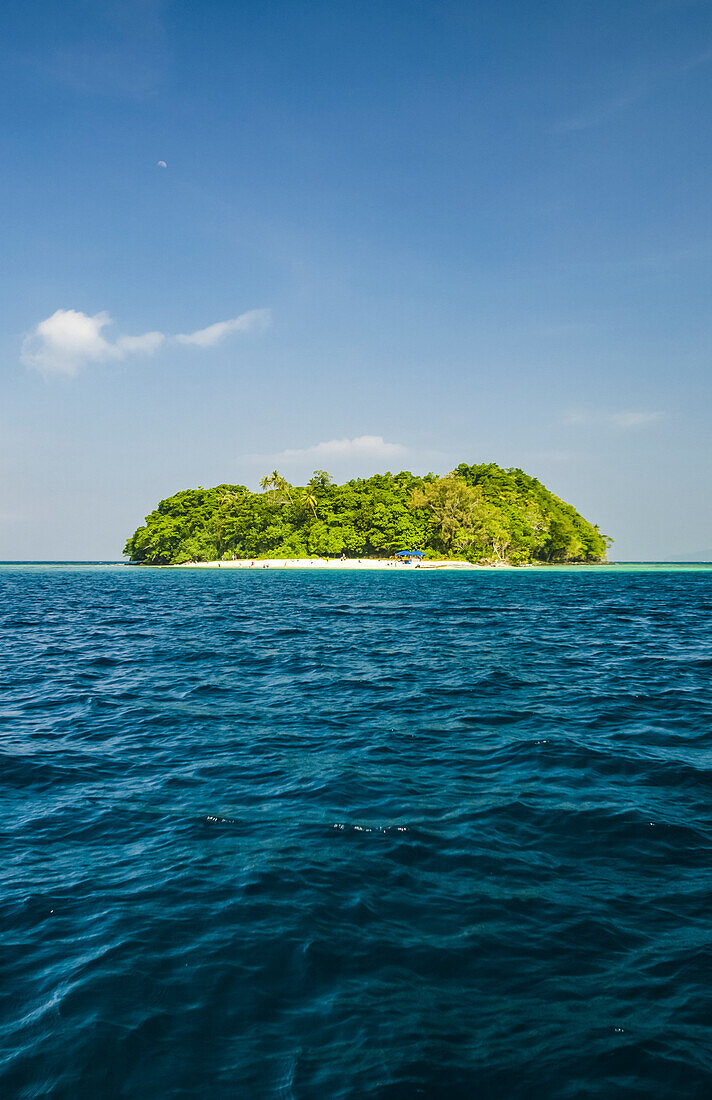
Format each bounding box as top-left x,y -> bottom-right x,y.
564,410 -> 663,429
22,309 -> 129,376
22,307 -> 269,377
277,436 -> 409,462
157,160 -> 167,168
175,309 -> 270,347
115,331 -> 165,356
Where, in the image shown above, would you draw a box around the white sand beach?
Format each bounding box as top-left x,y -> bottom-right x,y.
173,557 -> 507,570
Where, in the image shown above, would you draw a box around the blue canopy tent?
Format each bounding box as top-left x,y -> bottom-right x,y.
395,550 -> 425,558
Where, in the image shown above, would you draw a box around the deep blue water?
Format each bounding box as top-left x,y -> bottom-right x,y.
1,564 -> 711,1098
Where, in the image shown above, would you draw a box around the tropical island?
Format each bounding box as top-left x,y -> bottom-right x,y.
123,463 -> 610,567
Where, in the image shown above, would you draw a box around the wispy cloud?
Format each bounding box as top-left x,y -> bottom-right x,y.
552,46 -> 712,133
29,0 -> 170,100
22,307 -> 270,377
564,410 -> 663,429
243,436 -> 411,467
279,436 -> 409,461
608,411 -> 663,429
552,86 -> 648,134
175,310 -> 270,347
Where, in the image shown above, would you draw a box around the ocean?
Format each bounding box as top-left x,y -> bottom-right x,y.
1,563 -> 711,1097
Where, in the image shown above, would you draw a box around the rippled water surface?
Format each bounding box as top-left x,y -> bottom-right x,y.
2,563 -> 711,1098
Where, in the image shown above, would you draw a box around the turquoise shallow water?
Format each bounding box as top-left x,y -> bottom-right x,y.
1,563 -> 711,1097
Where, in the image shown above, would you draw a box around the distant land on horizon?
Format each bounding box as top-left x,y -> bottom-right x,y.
644,552 -> 712,563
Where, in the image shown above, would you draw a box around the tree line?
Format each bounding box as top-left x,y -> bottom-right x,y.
123,462 -> 610,565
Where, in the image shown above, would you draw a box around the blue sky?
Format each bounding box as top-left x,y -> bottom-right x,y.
2,0 -> 712,559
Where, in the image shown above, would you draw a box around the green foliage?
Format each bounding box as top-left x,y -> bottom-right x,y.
410,476 -> 484,552
123,464 -> 610,565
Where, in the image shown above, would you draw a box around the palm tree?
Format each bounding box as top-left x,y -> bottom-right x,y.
260,470 -> 294,506
302,491 -> 318,519
275,473 -> 295,506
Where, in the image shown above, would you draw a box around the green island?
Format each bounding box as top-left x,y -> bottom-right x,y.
124,463 -> 610,566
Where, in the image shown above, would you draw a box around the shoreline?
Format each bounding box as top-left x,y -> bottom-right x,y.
171,557 -> 503,571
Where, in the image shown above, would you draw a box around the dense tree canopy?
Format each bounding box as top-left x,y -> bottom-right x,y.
124,464 -> 610,565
